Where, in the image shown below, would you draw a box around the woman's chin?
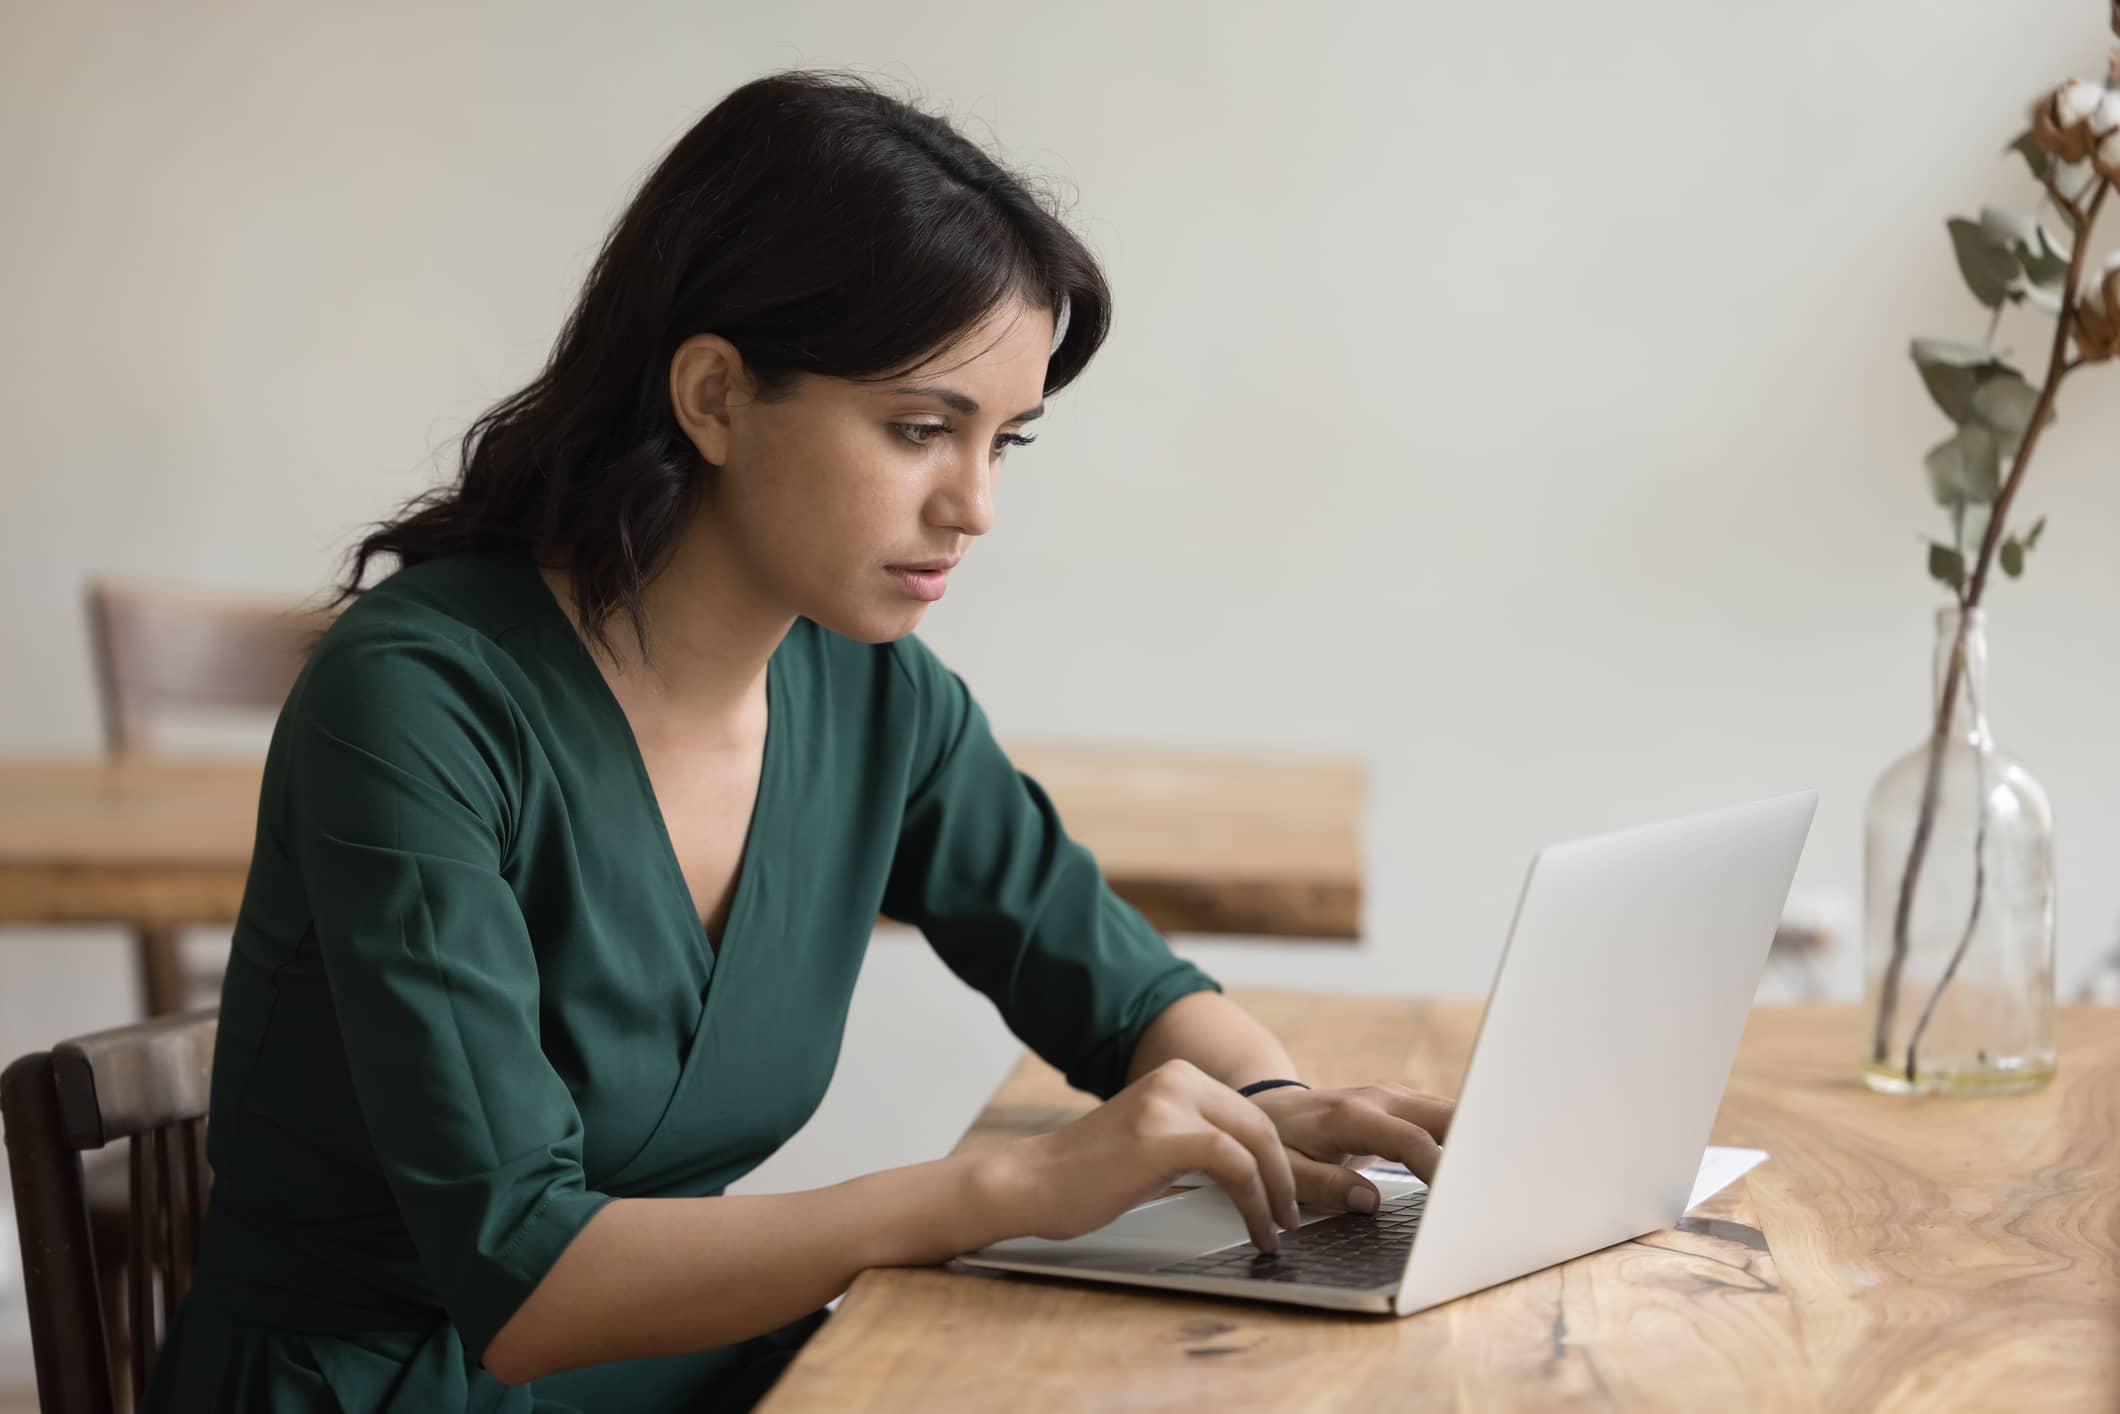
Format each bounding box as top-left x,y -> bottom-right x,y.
810,598 -> 929,646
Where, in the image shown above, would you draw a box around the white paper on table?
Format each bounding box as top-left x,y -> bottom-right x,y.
1165,1146 -> 1769,1213
1677,1146 -> 1770,1210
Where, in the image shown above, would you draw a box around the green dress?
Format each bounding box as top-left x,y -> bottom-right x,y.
143,548 -> 1223,1413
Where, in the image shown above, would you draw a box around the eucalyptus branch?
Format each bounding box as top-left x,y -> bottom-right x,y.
1871,175 -> 2110,1076
1967,194 -> 2103,602
1904,653 -> 1992,1078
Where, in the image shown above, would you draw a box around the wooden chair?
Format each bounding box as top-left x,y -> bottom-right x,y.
1,1009 -> 216,1414
84,581 -> 334,1015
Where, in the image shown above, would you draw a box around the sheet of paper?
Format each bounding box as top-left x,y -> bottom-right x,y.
1165,1146 -> 1769,1213
1679,1145 -> 1770,1210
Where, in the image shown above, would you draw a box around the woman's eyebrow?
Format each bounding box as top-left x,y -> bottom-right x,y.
886,385 -> 1045,423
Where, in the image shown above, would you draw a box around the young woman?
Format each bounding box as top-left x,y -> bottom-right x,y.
143,68 -> 1455,1413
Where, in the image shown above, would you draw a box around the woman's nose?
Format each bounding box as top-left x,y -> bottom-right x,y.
936,454 -> 995,538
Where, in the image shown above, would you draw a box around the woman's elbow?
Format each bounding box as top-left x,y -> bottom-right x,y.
480,1317 -> 546,1386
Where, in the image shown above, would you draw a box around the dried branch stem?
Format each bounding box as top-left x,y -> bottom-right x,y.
1870,177 -> 2109,1077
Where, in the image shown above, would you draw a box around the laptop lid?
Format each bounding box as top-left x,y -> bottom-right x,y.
1393,790 -> 1817,1315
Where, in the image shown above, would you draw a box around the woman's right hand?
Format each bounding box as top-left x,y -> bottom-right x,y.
991,1059 -> 1302,1253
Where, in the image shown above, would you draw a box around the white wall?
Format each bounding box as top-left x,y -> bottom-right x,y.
5,0 -> 2120,1381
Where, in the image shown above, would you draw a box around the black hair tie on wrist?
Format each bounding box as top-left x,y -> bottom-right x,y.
1237,1078 -> 1310,1098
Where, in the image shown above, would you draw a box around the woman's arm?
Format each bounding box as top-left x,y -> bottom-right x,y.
492,989 -> 1319,1384
484,1147 -> 1020,1385
1124,989 -> 1300,1092
879,635 -> 1227,1101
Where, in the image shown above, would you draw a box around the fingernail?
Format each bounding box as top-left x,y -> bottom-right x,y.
1350,1186 -> 1379,1213
1281,1201 -> 1302,1229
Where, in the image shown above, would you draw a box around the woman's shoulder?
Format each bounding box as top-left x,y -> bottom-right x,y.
326,548 -> 546,648
294,552 -> 542,744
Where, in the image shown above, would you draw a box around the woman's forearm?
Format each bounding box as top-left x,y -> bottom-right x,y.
1124,989 -> 1299,1092
483,1148 -> 1021,1385
488,992 -> 1296,1384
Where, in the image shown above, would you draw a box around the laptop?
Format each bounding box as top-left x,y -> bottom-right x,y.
953,789 -> 1818,1316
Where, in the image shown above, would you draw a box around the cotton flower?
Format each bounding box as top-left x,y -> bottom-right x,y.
2064,82 -> 2106,123
2032,78 -> 2120,164
2073,251 -> 2120,362
2098,120 -> 2120,184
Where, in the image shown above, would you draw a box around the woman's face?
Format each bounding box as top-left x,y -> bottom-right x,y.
674,296 -> 1054,645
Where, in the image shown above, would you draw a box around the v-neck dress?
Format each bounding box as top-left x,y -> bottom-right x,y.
140,548 -> 1225,1414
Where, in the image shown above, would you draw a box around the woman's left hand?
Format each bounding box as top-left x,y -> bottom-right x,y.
1246,1082 -> 1455,1214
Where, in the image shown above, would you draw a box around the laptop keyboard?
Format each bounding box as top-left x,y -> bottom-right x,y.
1149,1190 -> 1426,1290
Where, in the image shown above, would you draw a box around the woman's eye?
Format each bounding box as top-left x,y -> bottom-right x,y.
892,422 -> 1038,456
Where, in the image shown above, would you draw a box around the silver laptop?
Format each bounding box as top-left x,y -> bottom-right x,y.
953,789 -> 1818,1316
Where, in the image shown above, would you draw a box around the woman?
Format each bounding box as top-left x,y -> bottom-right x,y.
145,68 -> 1454,1413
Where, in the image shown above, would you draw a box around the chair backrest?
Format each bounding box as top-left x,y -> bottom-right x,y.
84,580 -> 336,755
1,1009 -> 217,1414
84,582 -> 335,1013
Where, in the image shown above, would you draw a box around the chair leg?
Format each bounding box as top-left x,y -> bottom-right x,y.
134,929 -> 188,1018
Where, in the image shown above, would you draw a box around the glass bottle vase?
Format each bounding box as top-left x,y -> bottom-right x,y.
1862,606 -> 2056,1095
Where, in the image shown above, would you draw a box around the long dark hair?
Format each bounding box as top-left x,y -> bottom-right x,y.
335,67 -> 1112,653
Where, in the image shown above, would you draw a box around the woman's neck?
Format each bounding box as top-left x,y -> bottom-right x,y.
540,517 -> 790,750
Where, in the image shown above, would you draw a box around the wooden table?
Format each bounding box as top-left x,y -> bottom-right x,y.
0,749 -> 1363,939
760,992 -> 2120,1413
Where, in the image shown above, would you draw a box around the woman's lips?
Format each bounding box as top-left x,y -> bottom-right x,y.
887,566 -> 949,602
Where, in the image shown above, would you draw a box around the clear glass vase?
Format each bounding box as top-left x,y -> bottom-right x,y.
1862,606 -> 2056,1095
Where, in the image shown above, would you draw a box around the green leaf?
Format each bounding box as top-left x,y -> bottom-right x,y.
2001,537 -> 2025,577
1910,338 -> 2004,423
2025,514 -> 2047,548
1918,364 -> 1979,424
2010,131 -> 2053,180
1957,501 -> 1994,560
1910,338 -> 1995,366
1948,216 -> 2021,308
1925,423 -> 2002,506
1980,207 -> 2042,250
2017,283 -> 2064,315
1970,372 -> 2040,449
1977,208 -> 2071,300
1928,542 -> 1968,594
2018,222 -> 2072,289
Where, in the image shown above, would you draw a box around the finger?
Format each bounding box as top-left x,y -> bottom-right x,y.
1319,1099 -> 1444,1184
1180,1129 -> 1283,1252
1376,1085 -> 1456,1144
1288,1151 -> 1381,1215
1191,1076 -> 1302,1232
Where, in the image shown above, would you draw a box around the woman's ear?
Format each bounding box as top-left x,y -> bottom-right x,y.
668,333 -> 750,468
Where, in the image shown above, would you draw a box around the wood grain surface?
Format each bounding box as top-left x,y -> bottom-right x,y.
0,748 -> 1363,938
760,992 -> 2120,1413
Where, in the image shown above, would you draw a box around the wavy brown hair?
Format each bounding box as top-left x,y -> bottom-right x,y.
334,67 -> 1112,654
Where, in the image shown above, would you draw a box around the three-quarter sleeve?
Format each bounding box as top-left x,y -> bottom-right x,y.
282,626 -> 615,1362
879,634 -> 1224,1101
